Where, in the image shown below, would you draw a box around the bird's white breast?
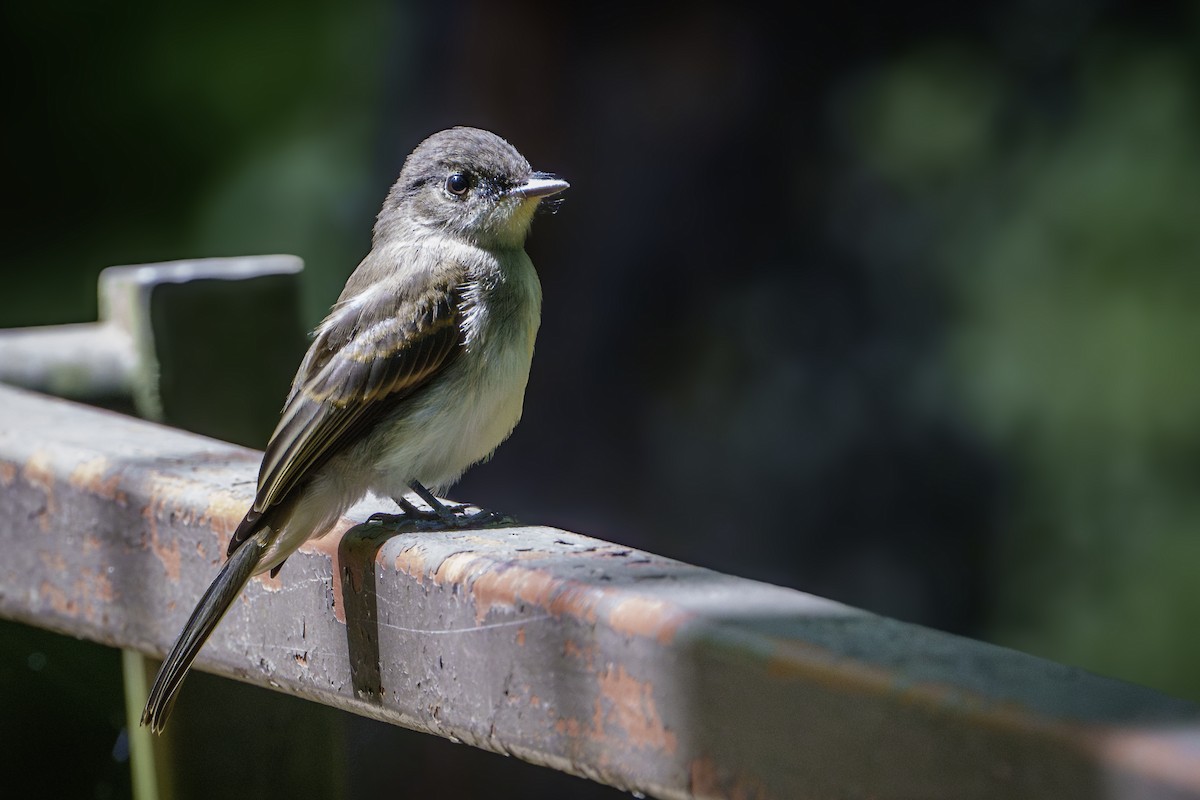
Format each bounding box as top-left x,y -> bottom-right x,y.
367,248 -> 542,497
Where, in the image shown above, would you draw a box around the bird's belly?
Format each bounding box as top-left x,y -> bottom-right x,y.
368,327 -> 534,497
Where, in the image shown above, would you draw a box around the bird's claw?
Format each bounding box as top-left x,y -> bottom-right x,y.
367,504 -> 515,529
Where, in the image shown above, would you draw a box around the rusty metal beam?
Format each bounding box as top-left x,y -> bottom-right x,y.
0,382 -> 1197,799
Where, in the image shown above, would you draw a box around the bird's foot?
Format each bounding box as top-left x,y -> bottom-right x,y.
443,506 -> 516,527
367,483 -> 517,529
366,506 -> 516,529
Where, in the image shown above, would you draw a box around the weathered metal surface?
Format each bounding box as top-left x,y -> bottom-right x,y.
0,321 -> 136,400
0,382 -> 1197,799
0,255 -> 305,446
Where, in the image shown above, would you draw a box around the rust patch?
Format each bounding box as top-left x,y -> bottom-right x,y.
23,450 -> 57,532
255,570 -> 284,593
460,558 -> 606,627
67,456 -> 127,505
423,548 -> 686,644
392,541 -> 429,585
545,582 -> 603,624
81,531 -> 102,554
595,664 -> 677,755
689,756 -> 722,798
72,568 -> 117,623
554,716 -> 582,738
39,550 -> 67,573
199,491 -> 247,540
78,567 -> 116,603
516,626 -> 526,646
0,461 -> 17,486
141,499 -> 181,581
549,663 -> 679,769
563,638 -> 596,668
1089,727 -> 1200,793
316,516 -> 368,624
40,580 -> 74,616
607,596 -> 689,646
688,755 -> 774,800
432,551 -> 489,587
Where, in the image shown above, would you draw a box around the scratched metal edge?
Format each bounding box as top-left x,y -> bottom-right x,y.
352,529 -> 1200,799
2,384 -> 1200,799
0,384 -> 725,797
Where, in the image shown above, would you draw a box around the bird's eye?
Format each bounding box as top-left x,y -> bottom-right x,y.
445,172 -> 470,196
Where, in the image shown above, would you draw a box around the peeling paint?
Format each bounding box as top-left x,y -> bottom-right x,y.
72,567 -> 117,623
255,570 -> 284,593
554,716 -> 582,738
80,531 -> 102,554
1090,727 -> 1200,794
68,455 -> 127,505
464,559 -> 559,625
39,550 -> 67,573
319,517 -> 366,624
689,756 -> 720,798
562,639 -> 596,668
595,664 -> 677,755
23,450 -> 57,532
457,558 -> 605,628
39,580 -> 74,616
4,382 -> 1198,800
431,550 -> 490,589
607,596 -> 689,646
200,489 -> 251,539
79,567 -> 116,603
392,541 -> 428,585
688,756 -> 774,800
141,497 -> 181,581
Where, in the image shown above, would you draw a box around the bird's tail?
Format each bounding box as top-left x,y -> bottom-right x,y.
140,531 -> 267,733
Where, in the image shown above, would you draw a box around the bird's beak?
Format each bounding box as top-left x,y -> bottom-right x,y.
509,172 -> 570,199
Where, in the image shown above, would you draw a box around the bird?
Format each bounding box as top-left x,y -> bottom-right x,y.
140,126 -> 568,732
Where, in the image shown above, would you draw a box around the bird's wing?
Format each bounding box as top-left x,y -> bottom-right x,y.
227,280 -> 464,554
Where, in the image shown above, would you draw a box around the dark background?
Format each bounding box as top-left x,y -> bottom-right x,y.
2,1 -> 1198,797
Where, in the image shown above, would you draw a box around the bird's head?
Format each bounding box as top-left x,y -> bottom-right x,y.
378,126 -> 568,250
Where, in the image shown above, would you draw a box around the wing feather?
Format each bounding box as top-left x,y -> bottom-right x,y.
227,282 -> 463,555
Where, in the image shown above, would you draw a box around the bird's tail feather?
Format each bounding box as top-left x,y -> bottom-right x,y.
140,532 -> 266,733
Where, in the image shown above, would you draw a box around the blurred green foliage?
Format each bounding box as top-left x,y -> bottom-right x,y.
1,0 -> 396,328
847,36 -> 1200,698
2,2 -> 1200,797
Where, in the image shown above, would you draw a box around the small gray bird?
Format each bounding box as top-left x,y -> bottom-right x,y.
141,126 -> 568,732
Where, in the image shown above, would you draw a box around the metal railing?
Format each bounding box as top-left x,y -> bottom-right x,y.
2,259 -> 1198,799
